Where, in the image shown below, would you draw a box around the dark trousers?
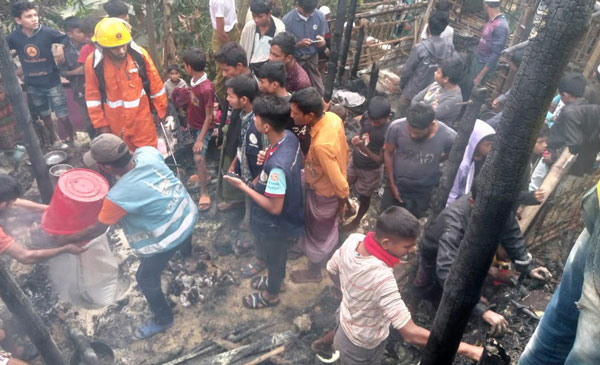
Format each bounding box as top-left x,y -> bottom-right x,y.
380,186 -> 430,219
255,233 -> 293,295
136,235 -> 192,325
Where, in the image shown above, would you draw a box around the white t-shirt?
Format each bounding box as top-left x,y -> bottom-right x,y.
209,0 -> 238,32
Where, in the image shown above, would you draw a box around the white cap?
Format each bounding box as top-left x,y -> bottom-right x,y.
597,64 -> 600,74
484,0 -> 501,2
319,6 -> 331,16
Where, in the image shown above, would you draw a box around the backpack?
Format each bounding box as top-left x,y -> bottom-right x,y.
92,46 -> 151,106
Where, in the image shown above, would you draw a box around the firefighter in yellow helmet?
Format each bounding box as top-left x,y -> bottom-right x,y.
84,17 -> 167,151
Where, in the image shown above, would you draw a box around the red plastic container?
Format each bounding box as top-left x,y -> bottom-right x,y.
41,169 -> 109,235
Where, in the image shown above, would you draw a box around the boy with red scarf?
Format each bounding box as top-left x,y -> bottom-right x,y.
313,206 -> 482,364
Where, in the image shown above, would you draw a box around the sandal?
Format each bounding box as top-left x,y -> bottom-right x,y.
133,319 -> 173,339
242,292 -> 280,309
240,258 -> 266,278
198,194 -> 211,211
251,275 -> 286,292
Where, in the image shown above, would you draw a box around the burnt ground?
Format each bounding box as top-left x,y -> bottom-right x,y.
0,126 -> 578,365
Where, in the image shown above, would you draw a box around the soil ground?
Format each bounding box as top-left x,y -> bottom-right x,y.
0,124 -> 578,364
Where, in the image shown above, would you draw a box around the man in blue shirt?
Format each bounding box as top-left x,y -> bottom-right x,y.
282,0 -> 328,95
8,1 -> 73,148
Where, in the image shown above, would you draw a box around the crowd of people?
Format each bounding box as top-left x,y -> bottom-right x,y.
1,0 -> 600,363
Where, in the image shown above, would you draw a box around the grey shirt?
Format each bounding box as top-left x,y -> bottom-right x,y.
412,82 -> 463,127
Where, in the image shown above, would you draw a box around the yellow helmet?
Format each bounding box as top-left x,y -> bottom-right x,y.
93,17 -> 132,48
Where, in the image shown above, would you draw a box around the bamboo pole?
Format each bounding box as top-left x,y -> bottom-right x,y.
337,0 -> 359,83
350,21 -> 367,78
324,0 -> 347,102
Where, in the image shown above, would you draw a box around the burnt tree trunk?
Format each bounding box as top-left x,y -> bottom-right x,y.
162,0 -> 177,68
421,0 -> 595,363
336,0 -> 358,83
145,0 -> 162,70
0,261 -> 66,364
350,21 -> 366,79
0,27 -> 53,203
323,0 -> 346,102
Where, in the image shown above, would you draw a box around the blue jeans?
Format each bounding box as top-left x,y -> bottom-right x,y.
190,127 -> 212,157
27,84 -> 70,119
519,229 -> 600,364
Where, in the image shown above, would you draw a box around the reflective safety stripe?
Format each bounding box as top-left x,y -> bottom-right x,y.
104,89 -> 146,109
150,87 -> 166,99
86,100 -> 102,108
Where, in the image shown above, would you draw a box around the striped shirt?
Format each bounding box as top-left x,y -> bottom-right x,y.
327,233 -> 412,349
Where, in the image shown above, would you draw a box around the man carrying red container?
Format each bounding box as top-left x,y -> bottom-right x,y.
54,134 -> 198,339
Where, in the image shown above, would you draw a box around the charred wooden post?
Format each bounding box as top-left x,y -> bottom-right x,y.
0,261 -> 66,364
367,62 -> 379,101
336,0 -> 359,83
350,21 -> 366,79
145,0 -> 162,68
0,27 -> 53,203
421,0 -> 595,363
324,0 -> 347,102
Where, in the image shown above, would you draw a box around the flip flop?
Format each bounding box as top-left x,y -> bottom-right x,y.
133,319 -> 173,339
250,275 -> 286,292
242,292 -> 280,309
240,258 -> 266,278
198,194 -> 211,211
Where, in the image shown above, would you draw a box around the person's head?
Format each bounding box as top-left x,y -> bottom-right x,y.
406,103 -> 436,142
103,0 -> 129,21
167,64 -> 183,83
226,75 -> 259,110
253,94 -> 291,134
0,174 -> 22,211
250,0 -> 272,28
289,87 -> 323,126
182,48 -> 206,75
83,134 -> 133,176
435,57 -> 464,86
94,17 -> 132,60
435,0 -> 451,12
374,206 -> 420,259
428,10 -> 449,37
81,16 -> 101,43
269,32 -> 296,66
319,6 -> 331,20
258,61 -> 286,94
63,16 -> 86,45
215,42 -> 248,79
296,0 -> 318,16
558,72 -> 586,104
367,96 -> 391,126
533,124 -> 550,155
12,1 -> 38,31
474,135 -> 494,161
329,104 -> 347,122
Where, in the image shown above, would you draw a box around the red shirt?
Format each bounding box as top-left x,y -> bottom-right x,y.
78,43 -> 95,64
0,226 -> 15,254
187,76 -> 215,130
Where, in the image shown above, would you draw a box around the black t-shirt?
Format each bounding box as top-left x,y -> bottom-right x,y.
7,25 -> 67,87
385,119 -> 456,198
352,114 -> 389,170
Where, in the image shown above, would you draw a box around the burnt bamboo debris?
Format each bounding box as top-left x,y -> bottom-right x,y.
0,26 -> 53,203
350,21 -> 366,78
0,261 -> 66,364
336,0 -> 359,83
421,0 -> 596,363
367,62 -> 379,102
324,0 -> 347,102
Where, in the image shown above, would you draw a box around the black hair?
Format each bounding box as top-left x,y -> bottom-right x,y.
440,57 -> 464,85
63,16 -> 83,32
258,61 -> 286,87
82,16 -> 102,35
0,174 -> 22,203
558,72 -> 586,98
250,0 -> 272,15
428,10 -> 449,36
11,1 -> 36,18
253,94 -> 291,131
103,0 -> 129,17
485,1 -> 501,9
407,102 -> 435,129
270,32 -> 297,57
329,104 -> 347,121
297,0 -> 318,13
182,48 -> 206,72
289,87 -> 323,118
105,151 -> 132,169
226,74 -> 259,102
375,206 -> 420,240
368,96 -> 391,120
215,42 -> 248,68
167,64 -> 182,74
435,0 -> 451,12
538,123 -> 550,139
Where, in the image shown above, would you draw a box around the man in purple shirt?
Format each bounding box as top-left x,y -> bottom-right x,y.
269,31 -> 311,93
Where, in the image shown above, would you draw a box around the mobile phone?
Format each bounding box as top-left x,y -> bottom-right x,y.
311,39 -> 319,44
221,169 -> 240,178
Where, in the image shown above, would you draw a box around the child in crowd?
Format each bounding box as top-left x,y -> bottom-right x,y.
182,49 -> 215,211
164,64 -> 188,99
313,206 -> 482,364
344,96 -> 391,231
257,61 -> 290,100
224,95 -> 304,309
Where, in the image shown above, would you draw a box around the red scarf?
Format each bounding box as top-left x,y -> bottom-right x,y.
363,231 -> 399,267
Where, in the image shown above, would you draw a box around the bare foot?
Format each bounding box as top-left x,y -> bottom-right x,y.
290,268 -> 322,284
217,201 -> 242,211
311,330 -> 335,355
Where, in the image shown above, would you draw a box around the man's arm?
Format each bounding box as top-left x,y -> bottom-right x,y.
13,198 -> 47,212
498,213 -> 532,273
215,17 -> 228,44
399,46 -> 420,90
475,25 -> 508,85
63,64 -> 85,77
411,84 -> 428,105
143,49 -> 168,119
4,241 -> 86,265
84,56 -> 109,131
351,137 -> 383,164
53,221 -> 109,246
222,176 -> 285,215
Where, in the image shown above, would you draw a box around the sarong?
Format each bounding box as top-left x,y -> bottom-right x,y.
299,189 -> 339,264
